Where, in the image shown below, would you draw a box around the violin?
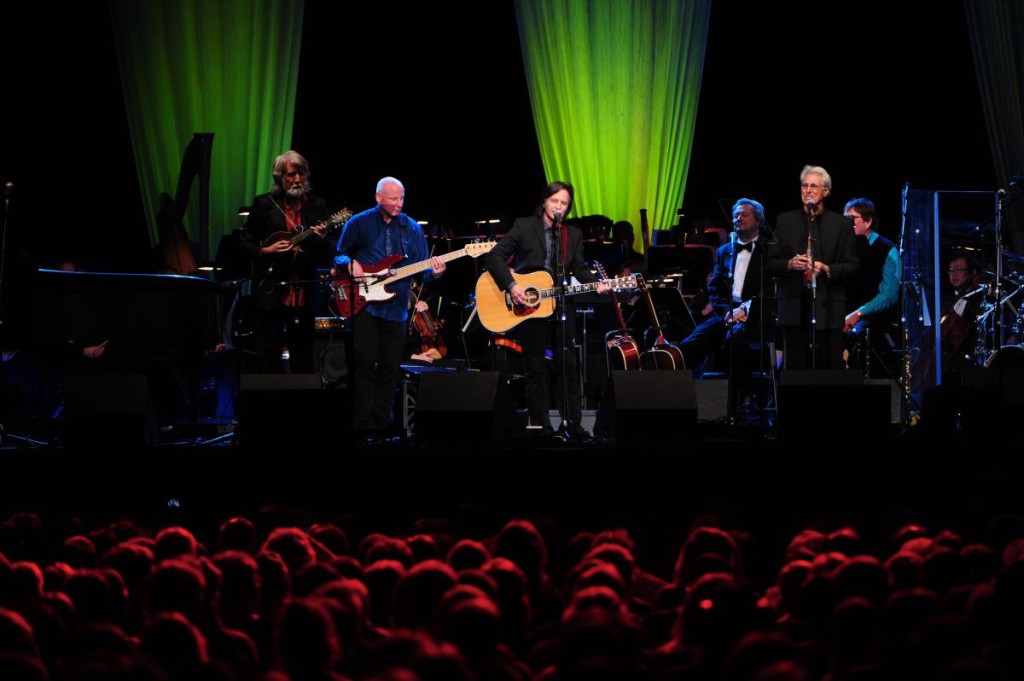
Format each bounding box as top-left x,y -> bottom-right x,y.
411,304 -> 447,359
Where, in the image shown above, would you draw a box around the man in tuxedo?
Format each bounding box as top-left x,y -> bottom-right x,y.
677,199 -> 772,408
767,165 -> 858,370
483,181 -> 608,439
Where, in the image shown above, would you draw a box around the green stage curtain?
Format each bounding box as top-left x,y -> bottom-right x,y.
111,0 -> 304,265
515,0 -> 712,239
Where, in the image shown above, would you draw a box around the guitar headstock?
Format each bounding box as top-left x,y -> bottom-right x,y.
619,273 -> 639,289
594,261 -> 608,281
635,274 -> 649,293
465,241 -> 497,258
329,208 -> 353,228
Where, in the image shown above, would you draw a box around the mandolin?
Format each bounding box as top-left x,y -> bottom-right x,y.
262,208 -> 352,252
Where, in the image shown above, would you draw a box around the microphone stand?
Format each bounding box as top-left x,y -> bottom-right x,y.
757,222 -> 777,431
0,183 -> 47,447
806,204 -> 818,369
0,183 -> 10,329
726,232 -> 738,426
553,216 -> 572,439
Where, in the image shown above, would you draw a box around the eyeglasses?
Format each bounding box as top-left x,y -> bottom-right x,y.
845,214 -> 863,221
948,267 -> 970,273
801,183 -> 823,190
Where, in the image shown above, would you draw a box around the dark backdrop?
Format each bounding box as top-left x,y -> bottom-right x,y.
0,2 -> 998,271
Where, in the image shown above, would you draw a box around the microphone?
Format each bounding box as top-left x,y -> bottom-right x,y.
4,181 -> 11,207
728,230 -> 737,279
806,199 -> 817,222
552,210 -> 562,224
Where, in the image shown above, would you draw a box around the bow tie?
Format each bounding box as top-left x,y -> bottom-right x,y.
734,241 -> 754,253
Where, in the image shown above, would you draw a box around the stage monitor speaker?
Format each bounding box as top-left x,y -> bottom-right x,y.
236,373 -> 350,447
694,379 -> 729,423
777,370 -> 892,440
414,371 -> 511,444
598,370 -> 697,444
960,365 -> 1024,440
314,334 -> 348,387
64,374 -> 156,448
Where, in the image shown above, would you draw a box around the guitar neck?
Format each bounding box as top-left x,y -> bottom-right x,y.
637,276 -> 667,342
378,248 -> 468,286
291,226 -> 317,245
291,210 -> 351,246
595,264 -> 630,330
538,276 -> 636,300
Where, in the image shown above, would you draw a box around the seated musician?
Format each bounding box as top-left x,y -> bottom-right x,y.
239,151 -> 332,373
676,199 -> 771,410
406,284 -> 447,364
940,253 -> 984,381
841,198 -> 901,377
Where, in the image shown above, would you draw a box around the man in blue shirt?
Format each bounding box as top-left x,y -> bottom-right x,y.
335,177 -> 445,441
842,198 -> 901,376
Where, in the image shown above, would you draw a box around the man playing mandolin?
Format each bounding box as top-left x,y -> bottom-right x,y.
240,150 -> 335,373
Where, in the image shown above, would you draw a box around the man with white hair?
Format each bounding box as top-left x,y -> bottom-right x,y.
767,165 -> 858,370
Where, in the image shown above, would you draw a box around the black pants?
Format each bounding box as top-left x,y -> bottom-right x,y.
352,312 -> 405,433
783,326 -> 844,370
516,311 -> 582,429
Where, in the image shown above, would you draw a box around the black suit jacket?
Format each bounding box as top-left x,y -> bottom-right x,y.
708,236 -> 767,319
767,207 -> 858,329
238,192 -> 332,307
239,192 -> 332,276
484,215 -> 597,290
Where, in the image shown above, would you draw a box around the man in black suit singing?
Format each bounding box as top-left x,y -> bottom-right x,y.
767,165 -> 858,369
484,181 -> 608,439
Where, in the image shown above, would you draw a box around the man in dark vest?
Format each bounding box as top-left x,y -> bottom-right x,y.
842,198 -> 901,376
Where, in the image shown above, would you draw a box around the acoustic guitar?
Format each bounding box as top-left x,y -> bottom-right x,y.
594,261 -> 641,371
637,208 -> 685,370
475,270 -> 638,333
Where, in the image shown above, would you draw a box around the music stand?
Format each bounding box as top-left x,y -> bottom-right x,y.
645,286 -> 697,342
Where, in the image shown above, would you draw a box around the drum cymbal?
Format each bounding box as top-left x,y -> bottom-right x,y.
982,269 -> 1024,285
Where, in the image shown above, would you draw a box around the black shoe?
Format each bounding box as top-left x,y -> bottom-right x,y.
527,425 -> 555,438
564,423 -> 592,440
356,430 -> 378,447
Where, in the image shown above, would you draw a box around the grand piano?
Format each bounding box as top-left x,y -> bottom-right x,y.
31,268 -> 224,348
25,268 -> 230,437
